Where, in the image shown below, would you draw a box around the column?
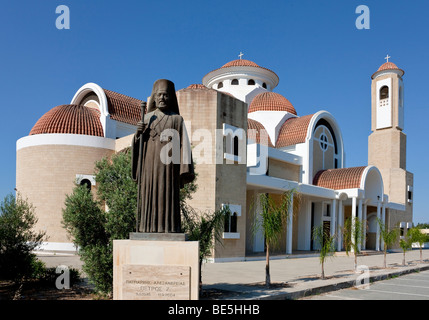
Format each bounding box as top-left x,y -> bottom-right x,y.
358,199 -> 362,252
286,195 -> 293,255
337,200 -> 343,251
305,200 -> 312,251
376,202 -> 381,251
253,192 -> 264,253
331,199 -> 337,239
381,202 -> 386,251
351,197 -> 357,252
363,203 -> 367,250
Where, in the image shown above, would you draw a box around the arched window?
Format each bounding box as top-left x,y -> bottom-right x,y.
248,79 -> 255,85
80,179 -> 92,191
233,136 -> 239,156
218,82 -> 223,89
262,82 -> 267,89
380,86 -> 389,100
231,79 -> 239,85
224,211 -> 238,233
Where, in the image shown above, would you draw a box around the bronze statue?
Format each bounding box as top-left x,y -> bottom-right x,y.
132,79 -> 195,233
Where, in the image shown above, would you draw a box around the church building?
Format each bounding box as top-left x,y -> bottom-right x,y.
16,55 -> 413,261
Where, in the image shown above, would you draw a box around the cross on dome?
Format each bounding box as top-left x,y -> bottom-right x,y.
385,54 -> 391,62
238,52 -> 244,60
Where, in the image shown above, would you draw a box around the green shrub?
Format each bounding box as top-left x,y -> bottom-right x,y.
62,152 -> 137,295
0,194 -> 46,282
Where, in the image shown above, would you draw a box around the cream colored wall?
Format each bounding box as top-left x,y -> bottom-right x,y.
214,93 -> 248,259
115,134 -> 133,152
16,144 -> 114,243
368,129 -> 406,170
176,89 -> 218,213
177,89 -> 249,260
268,159 -> 300,181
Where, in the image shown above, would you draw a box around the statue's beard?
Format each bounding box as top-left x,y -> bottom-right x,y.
157,103 -> 168,111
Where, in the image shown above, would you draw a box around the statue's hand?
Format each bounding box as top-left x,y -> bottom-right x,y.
136,121 -> 145,135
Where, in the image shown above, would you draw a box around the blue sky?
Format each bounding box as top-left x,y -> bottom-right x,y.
0,0 -> 428,223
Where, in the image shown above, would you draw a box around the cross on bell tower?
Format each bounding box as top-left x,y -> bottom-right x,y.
385,54 -> 391,63
238,52 -> 244,60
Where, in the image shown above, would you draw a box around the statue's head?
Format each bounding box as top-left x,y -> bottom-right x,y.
147,79 -> 180,115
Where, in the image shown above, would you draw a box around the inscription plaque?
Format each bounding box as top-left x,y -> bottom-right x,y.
122,265 -> 191,300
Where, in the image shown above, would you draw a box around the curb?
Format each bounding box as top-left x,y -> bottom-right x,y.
253,264 -> 429,300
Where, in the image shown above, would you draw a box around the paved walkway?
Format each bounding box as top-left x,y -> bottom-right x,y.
200,249 -> 429,299
36,249 -> 429,300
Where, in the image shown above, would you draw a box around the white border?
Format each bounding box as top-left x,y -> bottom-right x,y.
17,133 -> 116,151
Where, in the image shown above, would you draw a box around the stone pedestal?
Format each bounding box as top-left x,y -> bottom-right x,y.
113,234 -> 199,300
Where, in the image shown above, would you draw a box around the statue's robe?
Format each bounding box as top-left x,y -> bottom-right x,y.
132,108 -> 194,233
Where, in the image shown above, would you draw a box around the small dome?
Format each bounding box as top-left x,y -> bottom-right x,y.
221,59 -> 261,68
30,104 -> 103,137
186,84 -> 208,89
377,61 -> 400,72
248,92 -> 297,115
372,60 -> 404,79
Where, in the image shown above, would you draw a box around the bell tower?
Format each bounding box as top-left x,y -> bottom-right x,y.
368,56 -> 413,225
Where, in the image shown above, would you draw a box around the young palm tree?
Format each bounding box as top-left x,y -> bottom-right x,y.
399,236 -> 412,267
377,218 -> 399,268
312,225 -> 336,279
181,204 -> 226,293
342,216 -> 364,272
408,227 -> 429,264
255,190 -> 296,287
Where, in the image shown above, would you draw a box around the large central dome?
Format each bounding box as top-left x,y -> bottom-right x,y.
249,92 -> 297,115
202,57 -> 280,104
30,104 -> 104,137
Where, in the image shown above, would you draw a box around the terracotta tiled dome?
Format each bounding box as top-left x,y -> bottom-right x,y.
206,58 -> 278,77
103,89 -> 142,126
248,92 -> 297,115
276,114 -> 313,148
377,61 -> 400,72
313,166 -> 367,190
186,84 -> 208,89
221,59 -> 261,68
372,61 -> 404,79
247,119 -> 274,147
30,104 -> 104,137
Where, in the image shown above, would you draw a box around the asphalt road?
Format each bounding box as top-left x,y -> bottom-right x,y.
300,269 -> 429,300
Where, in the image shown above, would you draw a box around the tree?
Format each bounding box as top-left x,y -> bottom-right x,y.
416,223 -> 429,229
377,218 -> 399,268
181,204 -> 225,293
62,151 -> 137,295
253,191 -> 296,287
342,216 -> 364,272
312,225 -> 336,280
408,227 -> 428,264
399,235 -> 412,267
0,193 -> 46,282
